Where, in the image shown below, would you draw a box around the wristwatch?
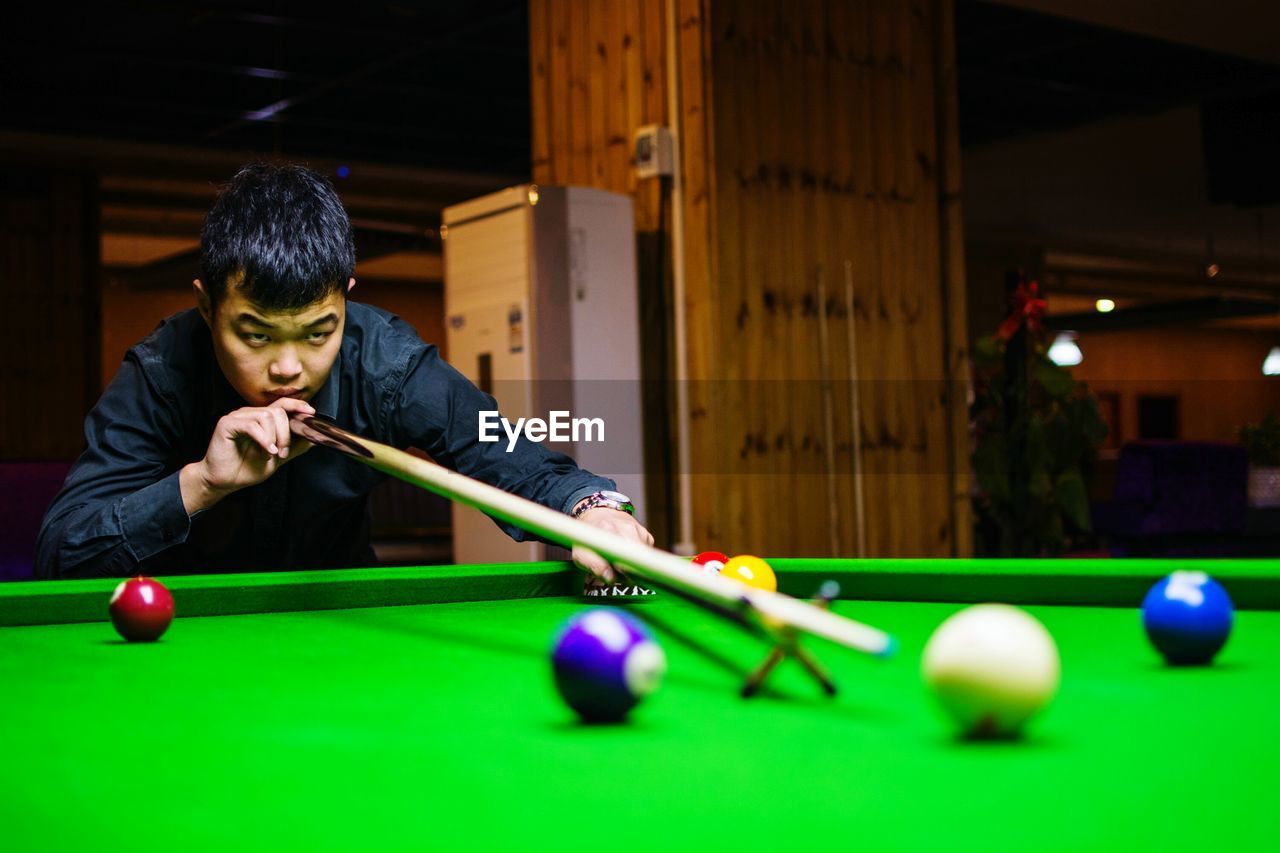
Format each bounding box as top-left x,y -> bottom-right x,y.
572,490 -> 635,518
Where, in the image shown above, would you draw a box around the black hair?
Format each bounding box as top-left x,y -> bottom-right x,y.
200,163 -> 356,310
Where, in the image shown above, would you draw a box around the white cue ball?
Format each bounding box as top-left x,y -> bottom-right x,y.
922,604 -> 1061,737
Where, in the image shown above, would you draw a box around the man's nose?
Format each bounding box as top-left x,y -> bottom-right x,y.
270,348 -> 303,381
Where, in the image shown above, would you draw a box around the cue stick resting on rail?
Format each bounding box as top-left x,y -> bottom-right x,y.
288,412 -> 897,658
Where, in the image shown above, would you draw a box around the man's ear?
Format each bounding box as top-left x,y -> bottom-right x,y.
347,277 -> 356,294
193,279 -> 213,326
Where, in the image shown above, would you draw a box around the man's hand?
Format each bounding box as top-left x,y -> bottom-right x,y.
180,397 -> 316,514
572,507 -> 655,582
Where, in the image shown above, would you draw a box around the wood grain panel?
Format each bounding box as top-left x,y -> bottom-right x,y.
529,0 -> 969,557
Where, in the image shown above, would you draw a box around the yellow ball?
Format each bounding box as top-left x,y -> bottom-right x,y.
720,555 -> 777,593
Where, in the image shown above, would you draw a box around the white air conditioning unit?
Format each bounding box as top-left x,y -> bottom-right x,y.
442,185 -> 647,564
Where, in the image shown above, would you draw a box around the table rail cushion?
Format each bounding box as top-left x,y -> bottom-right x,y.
3,558 -> 1277,628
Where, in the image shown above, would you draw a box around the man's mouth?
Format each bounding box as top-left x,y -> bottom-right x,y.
266,388 -> 305,400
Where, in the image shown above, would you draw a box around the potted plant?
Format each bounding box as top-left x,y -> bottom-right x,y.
1239,412 -> 1280,507
970,273 -> 1110,556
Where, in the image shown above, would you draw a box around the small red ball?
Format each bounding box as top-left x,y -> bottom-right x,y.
109,577 -> 175,642
692,550 -> 730,574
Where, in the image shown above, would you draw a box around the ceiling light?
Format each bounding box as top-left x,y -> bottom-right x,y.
1095,298 -> 1115,313
1263,346 -> 1280,376
1048,332 -> 1082,367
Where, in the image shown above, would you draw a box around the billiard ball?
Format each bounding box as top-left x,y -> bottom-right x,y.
922,604 -> 1060,738
691,550 -> 729,574
108,577 -> 175,642
720,555 -> 777,593
551,608 -> 666,722
1142,571 -> 1234,665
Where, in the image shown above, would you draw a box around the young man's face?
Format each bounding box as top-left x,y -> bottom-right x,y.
194,277 -> 353,407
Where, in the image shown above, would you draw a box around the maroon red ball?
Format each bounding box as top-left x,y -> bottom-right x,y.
109,577 -> 175,642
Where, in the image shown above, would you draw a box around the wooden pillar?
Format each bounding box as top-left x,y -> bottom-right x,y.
530,0 -> 971,557
0,168 -> 100,459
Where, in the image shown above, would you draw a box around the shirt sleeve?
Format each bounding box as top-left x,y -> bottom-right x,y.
385,344 -> 615,543
34,357 -> 192,579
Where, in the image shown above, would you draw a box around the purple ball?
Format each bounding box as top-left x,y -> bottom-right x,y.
551,608 -> 666,722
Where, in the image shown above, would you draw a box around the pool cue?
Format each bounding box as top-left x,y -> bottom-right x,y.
289,413 -> 896,658
844,259 -> 868,559
815,265 -> 841,556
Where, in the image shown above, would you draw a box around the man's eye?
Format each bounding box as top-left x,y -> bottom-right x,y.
307,331 -> 331,342
243,333 -> 270,344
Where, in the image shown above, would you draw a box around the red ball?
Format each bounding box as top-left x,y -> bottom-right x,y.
109,577 -> 175,642
692,550 -> 729,574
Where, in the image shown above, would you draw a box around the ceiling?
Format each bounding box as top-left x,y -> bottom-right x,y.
954,0 -> 1280,147
5,2 -> 1279,177
5,2 -> 1280,298
1,1 -> 532,177
988,0 -> 1280,66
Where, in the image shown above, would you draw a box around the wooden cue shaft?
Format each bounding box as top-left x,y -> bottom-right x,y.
844,260 -> 868,559
289,413 -> 895,657
815,266 -> 841,556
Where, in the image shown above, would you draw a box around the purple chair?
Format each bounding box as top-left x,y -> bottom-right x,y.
0,462 -> 73,581
1093,442 -> 1248,556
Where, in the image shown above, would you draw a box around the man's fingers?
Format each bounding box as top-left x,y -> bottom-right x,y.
572,512 -> 660,583
218,401 -> 320,464
246,410 -> 284,457
240,420 -> 279,456
265,406 -> 291,458
573,545 -> 616,582
268,396 -> 316,415
267,398 -> 315,459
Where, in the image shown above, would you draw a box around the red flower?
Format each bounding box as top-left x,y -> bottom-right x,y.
996,279 -> 1047,342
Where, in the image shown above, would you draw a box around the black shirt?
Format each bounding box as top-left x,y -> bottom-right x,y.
36,302 -> 613,578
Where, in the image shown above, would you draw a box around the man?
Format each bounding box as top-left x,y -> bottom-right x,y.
36,163 -> 651,580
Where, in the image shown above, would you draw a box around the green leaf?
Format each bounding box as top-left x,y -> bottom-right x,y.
1080,396 -> 1110,447
1055,470 -> 1091,531
972,433 -> 1010,502
973,335 -> 1003,366
1033,360 -> 1076,400
1026,416 -> 1051,472
1028,469 -> 1053,499
1044,512 -> 1066,556
1239,411 -> 1280,466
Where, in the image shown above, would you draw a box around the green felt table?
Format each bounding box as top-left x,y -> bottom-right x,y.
1,558 -> 1277,851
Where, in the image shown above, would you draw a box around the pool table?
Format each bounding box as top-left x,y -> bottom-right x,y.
2,558 -> 1276,850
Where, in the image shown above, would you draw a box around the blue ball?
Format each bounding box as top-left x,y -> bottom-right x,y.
1142,571 -> 1234,665
551,608 -> 666,722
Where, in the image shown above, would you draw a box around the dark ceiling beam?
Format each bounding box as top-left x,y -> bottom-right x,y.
112,249 -> 200,291
209,6 -> 527,47
4,92 -> 529,145
3,37 -> 529,77
0,131 -> 515,191
102,192 -> 445,224
102,206 -> 205,237
114,220 -> 441,290
1044,255 -> 1280,299
1047,297 -> 1279,331
4,50 -> 531,106
199,7 -> 525,142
